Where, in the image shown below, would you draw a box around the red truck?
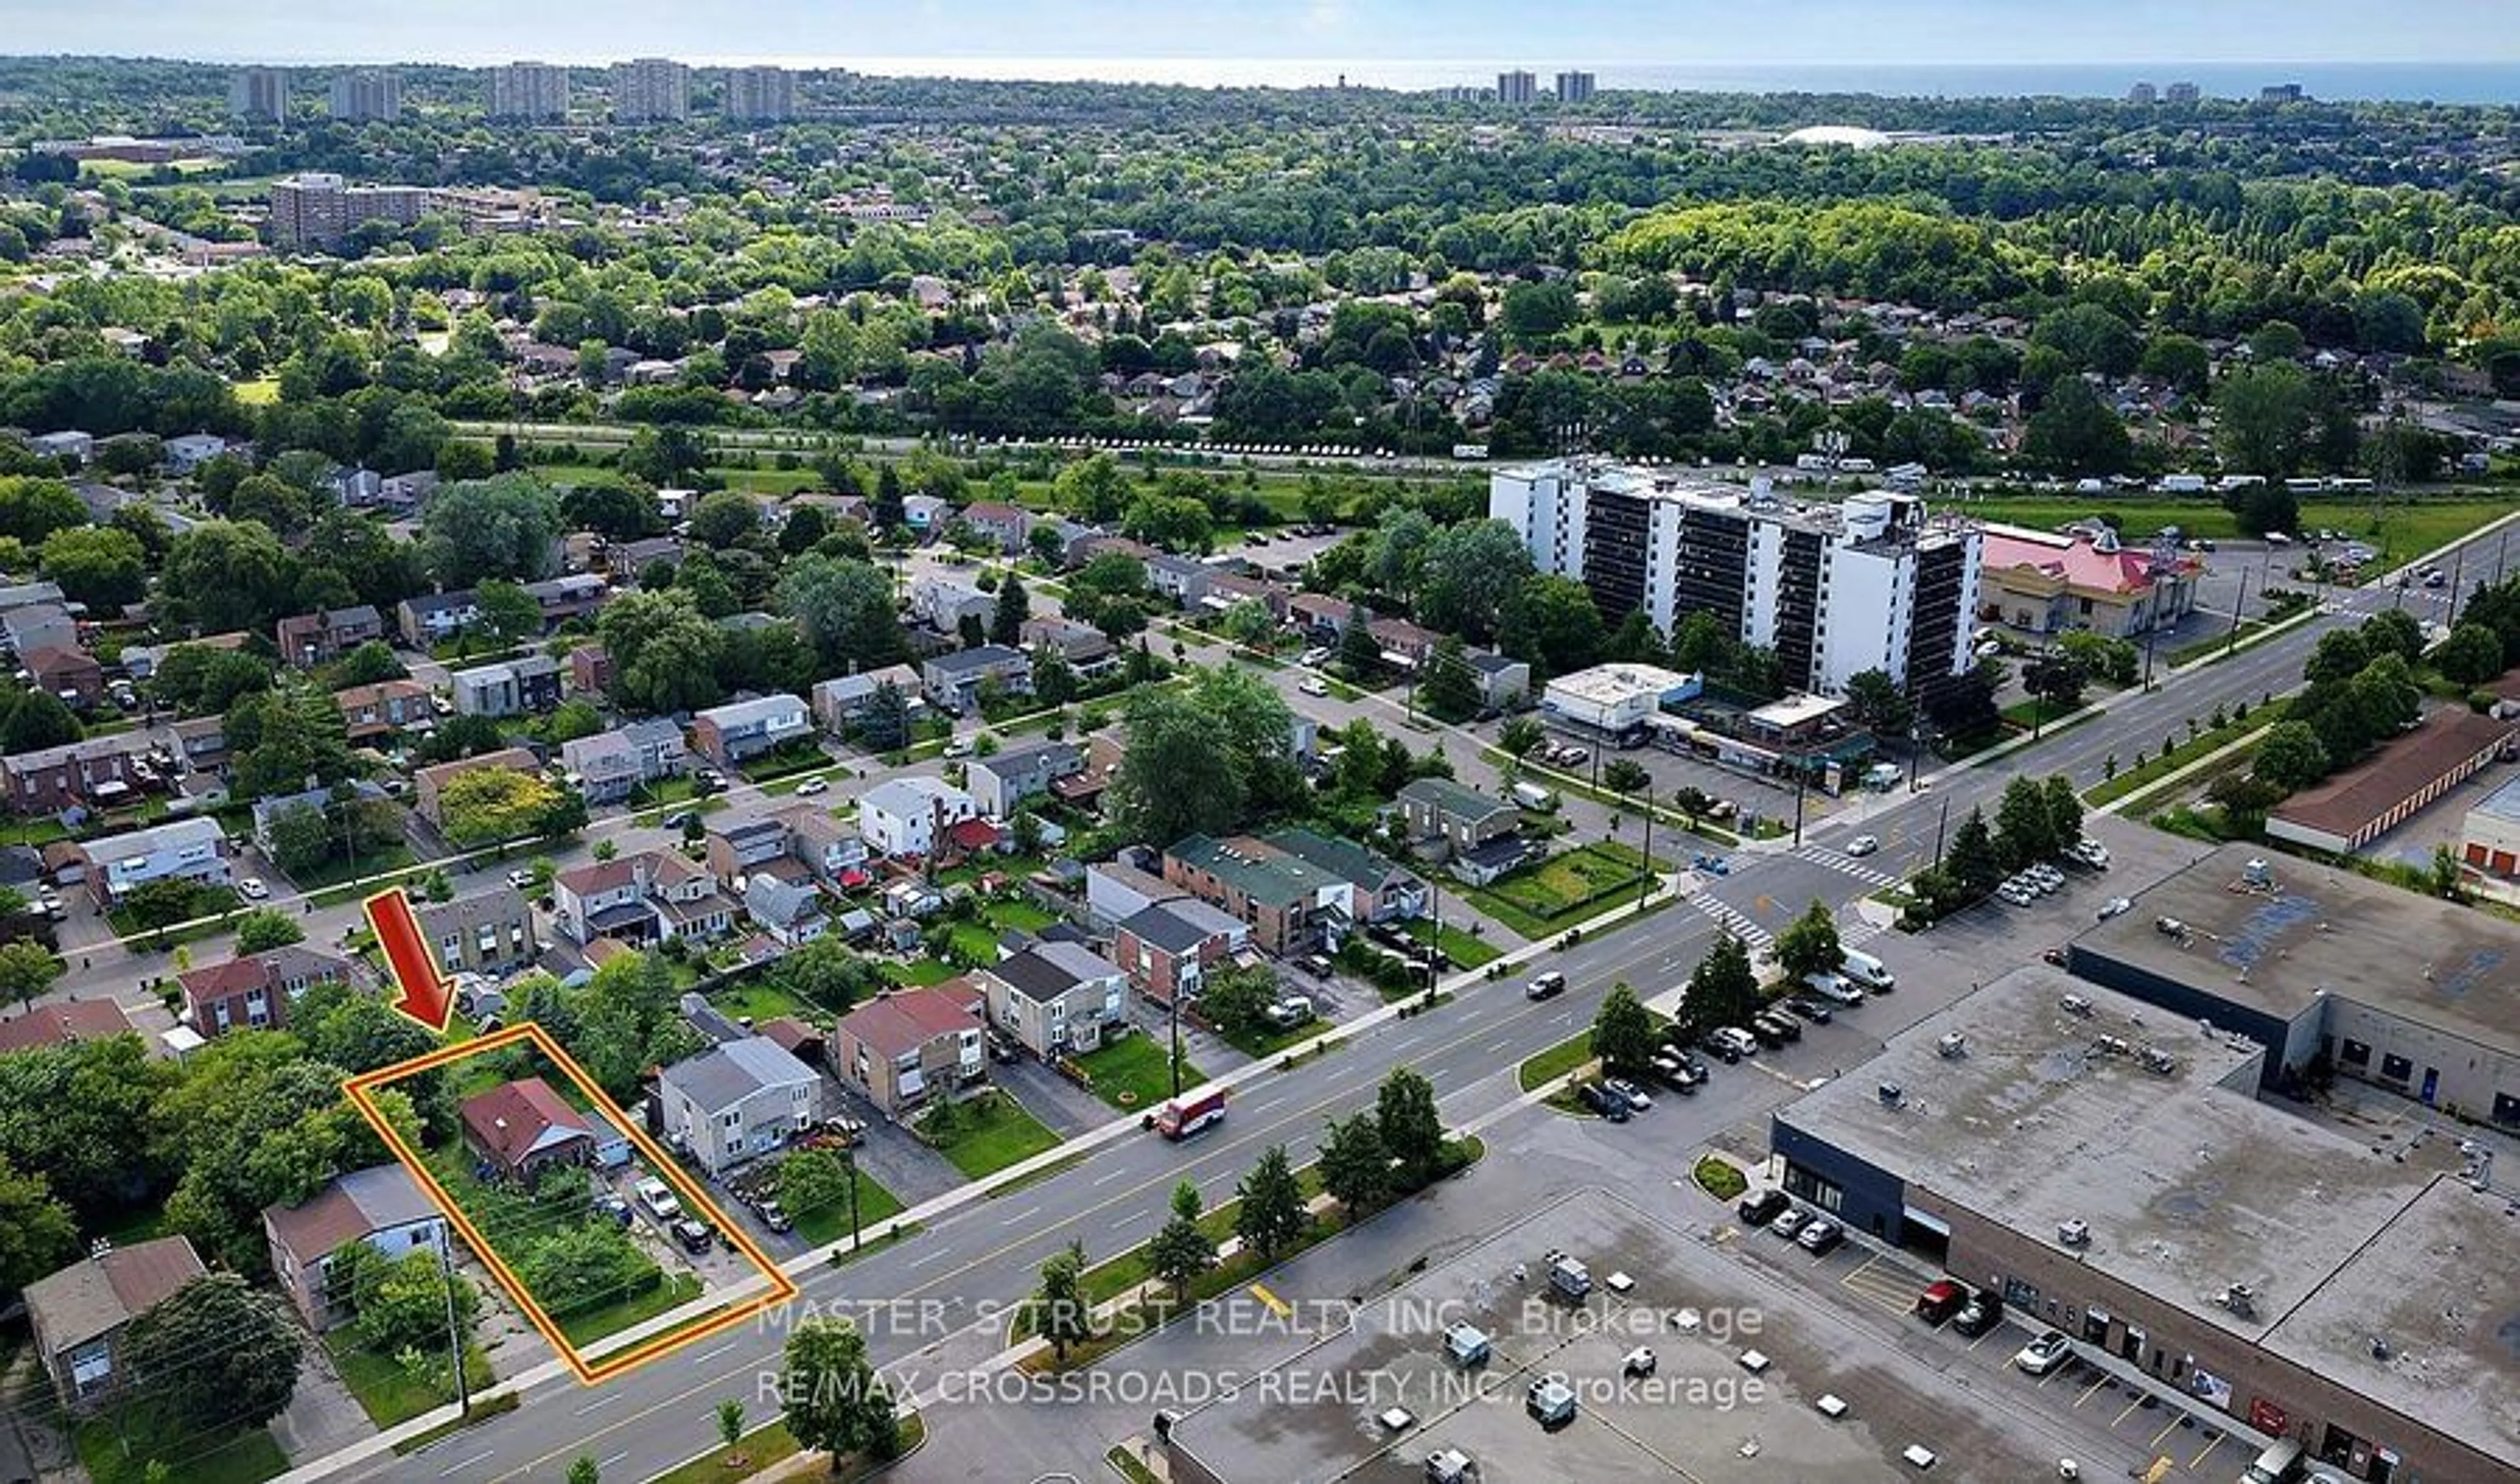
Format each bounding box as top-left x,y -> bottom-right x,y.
1150,1086 -> 1228,1141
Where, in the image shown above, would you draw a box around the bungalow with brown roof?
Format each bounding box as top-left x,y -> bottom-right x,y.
274,604 -> 384,668
334,678 -> 434,743
24,1236 -> 206,1410
461,1076 -> 595,1183
0,998 -> 136,1055
262,1164 -> 450,1329
22,646 -> 103,707
830,985 -> 985,1115
958,500 -> 1032,553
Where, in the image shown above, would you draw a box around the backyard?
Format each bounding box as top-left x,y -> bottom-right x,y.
1072,1032 -> 1199,1112
919,1090 -> 1064,1179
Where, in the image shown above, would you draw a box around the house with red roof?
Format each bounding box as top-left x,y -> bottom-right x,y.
0,998 -> 136,1055
1977,524 -> 2198,640
176,946 -> 352,1039
830,985 -> 984,1115
461,1076 -> 595,1183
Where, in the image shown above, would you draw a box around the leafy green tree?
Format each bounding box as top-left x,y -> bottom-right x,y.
2216,362 -> 2319,478
1589,981 -> 1658,1074
716,1398 -> 747,1460
2253,719 -> 2332,792
2042,774 -> 2085,853
1414,519 -> 1532,642
1841,668 -> 1914,736
1498,715 -> 1546,758
1316,1113 -> 1391,1216
1418,636 -> 1482,722
597,587 -> 726,714
777,554 -> 904,672
1602,757 -> 1652,795
688,491 -> 762,549
1500,574 -> 1604,679
1773,900 -> 1845,981
1994,774 -> 2060,868
0,476 -> 87,545
0,1034 -> 172,1218
421,474 -> 562,587
1337,604 -> 1383,679
2023,377 -> 2130,474
560,478 -> 658,540
232,909 -> 306,954
513,1222 -> 660,1319
123,1274 -> 303,1434
39,526 -> 147,612
569,1459 -> 600,1484
1147,1181 -> 1219,1301
860,680 -> 912,752
1031,1241 -> 1094,1364
0,1154 -> 78,1294
335,1244 -> 477,1356
1374,1067 -> 1446,1189
1234,1145 -> 1309,1262
1681,934 -> 1759,1037
1196,963 -> 1278,1037
2435,623 -> 2504,686
334,640 -> 406,687
781,1318 -> 901,1462
474,580 -> 545,645
0,688 -> 80,753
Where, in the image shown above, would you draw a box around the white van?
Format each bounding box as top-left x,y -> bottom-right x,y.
1511,781 -> 1559,812
2240,1437 -> 2304,1484
1840,948 -> 1895,992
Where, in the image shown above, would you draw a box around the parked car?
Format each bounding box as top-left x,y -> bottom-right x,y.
1769,1208 -> 1809,1240
1998,881 -> 2037,907
2013,1330 -> 2072,1376
1692,853 -> 1731,876
1805,973 -> 1864,1007
2071,838 -> 2110,868
1262,996 -> 1316,1029
1650,1052 -> 1700,1092
1782,995 -> 1833,1024
635,1177 -> 681,1221
505,868 -> 536,891
2097,896 -> 2132,920
1604,1077 -> 1652,1113
1298,677 -> 1330,697
237,877 -> 268,901
1746,1016 -> 1787,1049
757,1200 -> 792,1234
1916,1279 -> 1965,1325
795,777 -> 829,796
1578,1081 -> 1631,1122
2028,863 -> 2065,892
1755,1010 -> 1802,1043
1524,971 -> 1567,1001
2042,945 -> 2069,967
671,1218 -> 713,1254
1796,1218 -> 1843,1254
1622,1346 -> 1657,1378
1953,1288 -> 2004,1337
1737,1189 -> 1790,1227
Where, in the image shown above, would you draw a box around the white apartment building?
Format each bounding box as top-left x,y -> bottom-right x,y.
1490,461 -> 1981,699
230,68 -> 289,123
488,62 -> 570,121
724,65 -> 795,122
327,70 -> 402,122
614,58 -> 691,122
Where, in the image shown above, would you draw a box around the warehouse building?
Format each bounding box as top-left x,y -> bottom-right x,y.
1769,967 -> 2519,1483
2067,845 -> 2519,1126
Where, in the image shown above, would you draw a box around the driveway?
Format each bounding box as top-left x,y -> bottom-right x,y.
268,1335 -> 376,1464
818,1076 -> 967,1206
991,1049 -> 1121,1137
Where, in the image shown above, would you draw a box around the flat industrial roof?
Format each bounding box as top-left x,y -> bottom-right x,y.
1775,967 -> 2432,1347
2074,843 -> 2520,1056
1166,1187 -> 2074,1484
2263,1176 -> 2520,1467
1542,662 -> 1698,705
2467,768 -> 2520,826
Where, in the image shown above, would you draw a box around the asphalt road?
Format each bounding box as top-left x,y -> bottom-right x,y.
291,511 -> 2518,1482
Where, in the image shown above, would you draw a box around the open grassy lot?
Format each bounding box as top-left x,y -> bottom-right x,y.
1073,1034 -> 1198,1111
788,1161 -> 906,1248
920,1090 -> 1064,1179
326,1333 -> 494,1428
1463,841 -> 1654,936
1396,915 -> 1502,969
76,1414 -> 286,1484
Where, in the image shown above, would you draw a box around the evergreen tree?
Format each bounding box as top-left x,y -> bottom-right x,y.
1944,806 -> 2004,899
1418,635 -> 1481,722
1233,1145 -> 1309,1262
1589,981 -> 1658,1074
991,573 -> 1031,645
872,463 -> 906,530
1146,1181 -> 1219,1301
1031,1242 -> 1093,1364
1682,934 -> 1759,1036
1337,604 -> 1381,679
1374,1067 -> 1446,1189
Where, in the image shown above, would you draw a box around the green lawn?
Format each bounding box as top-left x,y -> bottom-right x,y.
1073,1034 -> 1199,1112
790,1164 -> 907,1248
0,815 -> 68,846
942,920 -> 1004,964
1463,843 -> 1652,936
921,1091 -> 1064,1179
76,1414 -> 287,1484
1517,1031 -> 1596,1092
1397,915 -> 1501,969
232,377 -> 280,406
557,1271 -> 704,1347
2084,704 -> 2285,808
280,842 -> 417,893
883,957 -> 962,987
2167,618 -> 2271,668
711,979 -> 814,1026
1943,494 -> 2510,563
327,1334 -> 494,1428
985,898 -> 1059,933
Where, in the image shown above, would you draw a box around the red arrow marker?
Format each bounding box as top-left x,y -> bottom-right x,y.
366,886 -> 453,1034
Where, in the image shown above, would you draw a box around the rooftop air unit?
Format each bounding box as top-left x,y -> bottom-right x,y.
1935,1032 -> 1968,1059
2060,994 -> 2094,1017
2058,1219 -> 2090,1248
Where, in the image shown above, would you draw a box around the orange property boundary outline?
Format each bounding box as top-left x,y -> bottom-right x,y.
341,1020 -> 799,1385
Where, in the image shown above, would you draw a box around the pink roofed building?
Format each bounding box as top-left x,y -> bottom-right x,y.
1976,524 -> 2198,641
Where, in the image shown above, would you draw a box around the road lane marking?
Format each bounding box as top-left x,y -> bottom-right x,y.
694,1339 -> 740,1363
1250,1282 -> 1291,1318
908,1246 -> 953,1269
438,1449 -> 494,1476
1091,1168 -> 1127,1188
1000,1203 -> 1041,1228
572,1393 -> 621,1415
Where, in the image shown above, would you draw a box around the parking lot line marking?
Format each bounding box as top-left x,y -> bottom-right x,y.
2113,1394 -> 2146,1426
2189,1433 -> 2226,1470
2036,1361 -> 2070,1387
2149,1414 -> 2184,1448
2076,1375 -> 2112,1408
1965,1326 -> 2000,1351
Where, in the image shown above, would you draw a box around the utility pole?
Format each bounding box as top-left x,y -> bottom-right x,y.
1932,794 -> 1952,871
1791,761 -> 1808,849
2226,568 -> 2251,657
841,1148 -> 863,1253
1637,788 -> 1656,910
436,1232 -> 469,1416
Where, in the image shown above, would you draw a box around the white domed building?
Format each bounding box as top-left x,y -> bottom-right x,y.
1779,124 -> 1895,149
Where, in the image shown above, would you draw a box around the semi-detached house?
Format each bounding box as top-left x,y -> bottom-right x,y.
691,693 -> 811,768
656,1035 -> 821,1174
79,816 -> 230,906
831,985 -> 984,1116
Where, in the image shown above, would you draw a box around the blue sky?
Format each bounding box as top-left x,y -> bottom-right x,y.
1,0 -> 2511,66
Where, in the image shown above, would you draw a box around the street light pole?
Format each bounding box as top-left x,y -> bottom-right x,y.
1791,763 -> 1808,849
2227,568 -> 2251,657
1637,788 -> 1656,910
842,1147 -> 862,1254
1932,794 -> 1952,870
436,1233 -> 469,1416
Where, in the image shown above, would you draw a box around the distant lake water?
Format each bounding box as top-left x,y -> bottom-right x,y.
770,56 -> 2520,105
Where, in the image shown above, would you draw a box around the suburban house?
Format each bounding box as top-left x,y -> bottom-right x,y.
607,536 -> 684,581
560,719 -> 687,805
655,1036 -> 821,1174
171,715 -> 228,773
1162,828 -> 1421,955
1,734 -> 148,814
1465,650 -> 1534,711
461,1077 -> 595,1183
396,589 -> 482,648
1398,777 -> 1522,856
704,812 -> 794,885
1286,591 -> 1356,636
810,664 -> 926,733
773,801 -> 872,885
975,941 -> 1127,1059
921,645 -> 1030,715
0,999 -> 136,1055
177,945 -> 352,1038
523,573 -> 608,627
333,678 -> 434,743
411,747 -> 540,828
1144,553 -> 1213,606
1368,615 -> 1442,671
451,656 -> 563,717
568,644 -> 613,696
79,816 -> 230,906
274,604 -> 385,668
249,780 -> 388,857
1085,855 -> 1186,926
262,1164 -> 450,1329
414,886 -> 539,976
1112,897 -> 1251,1006
24,1236 -> 206,1410
911,576 -> 997,634
162,433 -> 228,472
551,849 -> 734,946
965,740 -> 1083,819
958,500 -> 1032,553
900,492 -> 949,532
744,875 -> 828,945
24,646 -> 103,707
858,776 -> 978,859
690,693 -> 812,768
831,985 -> 985,1116
2,602 -> 77,656
1020,616 -> 1116,674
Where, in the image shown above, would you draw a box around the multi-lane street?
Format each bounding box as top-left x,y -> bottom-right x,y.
281,511 -> 2513,1483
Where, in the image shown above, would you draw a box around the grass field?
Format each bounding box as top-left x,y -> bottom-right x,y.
1396,914 -> 1502,969
921,1091 -> 1064,1179
1943,493 -> 2511,566
790,1162 -> 906,1248
2084,704 -> 2284,808
710,979 -> 814,1025
1517,1030 -> 1597,1092
327,1334 -> 494,1429
1074,1034 -> 1198,1111
556,1271 -> 704,1347
649,1414 -> 925,1484
76,1414 -> 286,1484
1463,841 -> 1654,937
231,377 -> 281,406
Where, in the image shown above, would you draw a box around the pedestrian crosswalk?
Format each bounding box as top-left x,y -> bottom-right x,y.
1800,845 -> 1904,891
1838,914 -> 1888,949
1690,895 -> 1774,952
